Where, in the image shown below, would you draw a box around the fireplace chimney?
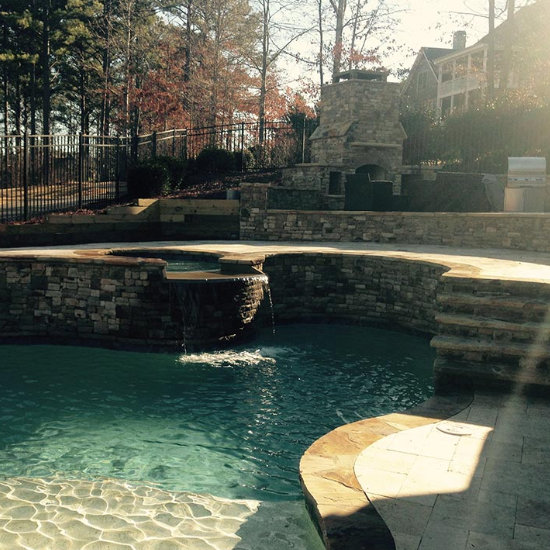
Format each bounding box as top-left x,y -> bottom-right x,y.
453,31 -> 467,50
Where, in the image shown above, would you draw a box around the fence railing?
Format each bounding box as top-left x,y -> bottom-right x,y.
134,120 -> 313,168
401,104 -> 550,173
0,134 -> 130,223
0,119 -> 315,223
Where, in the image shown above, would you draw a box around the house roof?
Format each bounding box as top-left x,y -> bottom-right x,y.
401,47 -> 453,95
423,47 -> 455,63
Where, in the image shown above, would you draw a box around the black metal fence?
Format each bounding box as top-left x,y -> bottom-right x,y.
0,134 -> 130,223
0,119 -> 315,223
401,103 -> 550,173
134,120 -> 313,168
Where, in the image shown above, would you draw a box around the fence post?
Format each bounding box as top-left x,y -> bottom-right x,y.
240,122 -> 245,172
78,132 -> 83,209
23,133 -> 29,221
152,131 -> 157,159
115,136 -> 120,201
172,129 -> 176,157
183,130 -> 188,160
131,134 -> 138,162
302,116 -> 307,164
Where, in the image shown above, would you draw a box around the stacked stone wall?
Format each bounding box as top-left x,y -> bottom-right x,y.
240,184 -> 550,252
0,256 -> 177,346
0,199 -> 239,248
260,253 -> 444,335
0,255 -> 266,349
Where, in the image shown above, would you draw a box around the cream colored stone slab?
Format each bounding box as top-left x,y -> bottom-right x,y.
398,467 -> 472,502
484,439 -> 524,463
522,436 -> 550,465
386,425 -> 432,455
448,456 -> 486,478
467,406 -> 499,427
514,524 -> 550,547
418,524 -> 469,550
430,493 -> 516,537
370,497 -> 432,537
467,531 -> 539,550
357,447 -> 417,474
408,456 -> 452,474
354,468 -> 407,498
452,434 -> 488,460
393,532 -> 422,550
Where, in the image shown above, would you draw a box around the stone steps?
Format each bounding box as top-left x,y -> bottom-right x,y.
433,276 -> 550,390
435,312 -> 550,343
437,292 -> 549,322
431,334 -> 550,366
434,356 -> 550,388
440,276 -> 550,299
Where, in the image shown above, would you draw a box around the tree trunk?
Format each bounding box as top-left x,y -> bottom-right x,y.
348,0 -> 361,70
184,0 -> 193,82
487,0 -> 495,100
100,0 -> 112,136
331,0 -> 346,82
501,0 -> 515,91
41,0 -> 51,186
258,0 -> 269,144
14,77 -> 21,135
41,0 -> 51,136
318,0 -> 325,87
30,62 -> 37,135
2,22 -> 9,136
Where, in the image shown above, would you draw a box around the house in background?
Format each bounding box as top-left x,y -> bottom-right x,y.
401,32 -> 466,112
403,0 -> 550,116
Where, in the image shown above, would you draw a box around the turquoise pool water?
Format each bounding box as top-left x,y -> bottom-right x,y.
164,257 -> 218,272
0,324 -> 434,548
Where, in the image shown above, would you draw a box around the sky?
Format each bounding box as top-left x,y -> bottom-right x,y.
283,0 -> 525,87
390,0 -> 515,74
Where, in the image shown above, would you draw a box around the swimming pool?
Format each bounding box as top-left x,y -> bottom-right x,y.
0,324 -> 434,548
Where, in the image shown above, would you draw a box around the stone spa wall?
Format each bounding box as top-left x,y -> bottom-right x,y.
260,253 -> 445,335
0,251 -> 444,350
0,255 -> 266,350
240,183 -> 550,253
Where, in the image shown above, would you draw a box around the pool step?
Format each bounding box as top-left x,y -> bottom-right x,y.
431,334 -> 550,367
434,356 -> 550,388
437,292 -> 549,323
440,276 -> 550,298
435,313 -> 550,344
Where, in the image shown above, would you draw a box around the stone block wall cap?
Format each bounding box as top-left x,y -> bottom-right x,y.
219,254 -> 265,266
350,141 -> 403,149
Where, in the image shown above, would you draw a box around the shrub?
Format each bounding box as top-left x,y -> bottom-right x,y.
154,156 -> 187,190
196,147 -> 236,172
127,161 -> 169,198
233,149 -> 255,171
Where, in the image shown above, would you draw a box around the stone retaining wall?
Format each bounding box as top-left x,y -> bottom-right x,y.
240,183 -> 550,252
0,199 -> 239,248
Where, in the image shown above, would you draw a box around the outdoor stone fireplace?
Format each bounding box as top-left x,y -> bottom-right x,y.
278,70 -> 405,210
